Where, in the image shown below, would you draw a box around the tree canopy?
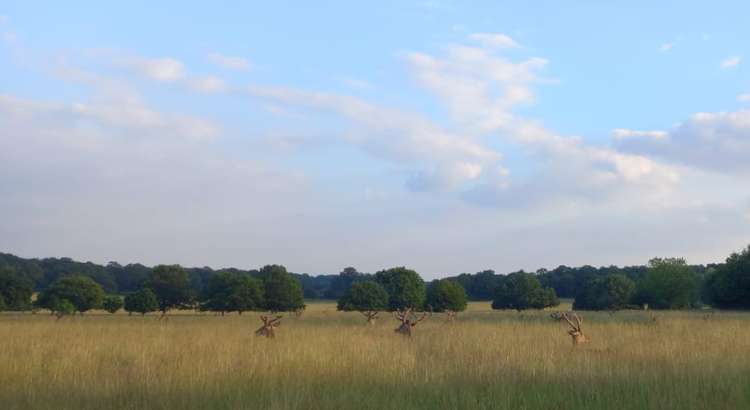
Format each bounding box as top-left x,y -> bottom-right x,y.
337,281 -> 389,312
124,288 -> 159,315
635,258 -> 700,309
573,274 -> 635,310
374,267 -> 426,311
704,246 -> 750,309
201,271 -> 264,314
0,266 -> 33,311
426,279 -> 467,313
37,275 -> 104,313
258,265 -> 305,312
491,272 -> 558,311
145,265 -> 194,314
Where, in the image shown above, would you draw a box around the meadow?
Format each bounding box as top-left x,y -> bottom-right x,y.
1,302 -> 749,410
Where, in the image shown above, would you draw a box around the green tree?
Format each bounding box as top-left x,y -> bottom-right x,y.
337,281 -> 389,324
491,272 -> 559,311
704,245 -> 750,309
0,266 -> 33,311
573,274 -> 635,310
124,288 -> 159,316
145,265 -> 193,315
37,275 -> 104,313
201,271 -> 264,315
636,258 -> 699,309
426,279 -> 468,313
102,295 -> 124,314
258,265 -> 305,312
374,267 -> 426,310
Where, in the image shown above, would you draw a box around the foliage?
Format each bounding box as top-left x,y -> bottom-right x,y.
145,265 -> 194,313
374,267 -> 426,310
573,274 -> 636,310
258,265 -> 305,312
337,281 -> 389,312
124,289 -> 159,315
326,267 -> 368,299
635,258 -> 700,309
102,295 -> 124,314
53,299 -> 76,317
491,272 -> 558,311
0,266 -> 33,311
704,245 -> 750,309
426,279 -> 467,312
201,271 -> 264,314
37,275 -> 104,313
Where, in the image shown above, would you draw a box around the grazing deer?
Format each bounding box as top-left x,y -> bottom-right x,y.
361,310 -> 379,325
560,312 -> 588,346
255,315 -> 282,338
393,307 -> 429,337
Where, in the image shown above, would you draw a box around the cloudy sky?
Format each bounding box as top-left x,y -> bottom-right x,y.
1,1 -> 749,278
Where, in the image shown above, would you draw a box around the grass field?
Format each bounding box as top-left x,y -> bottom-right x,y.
1,301 -> 750,409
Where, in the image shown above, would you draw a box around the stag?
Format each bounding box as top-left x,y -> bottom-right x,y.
393,307 -> 429,337
560,312 -> 588,346
255,315 -> 282,338
361,310 -> 380,325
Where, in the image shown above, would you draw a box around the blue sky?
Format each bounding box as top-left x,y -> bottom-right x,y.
1,1 -> 749,278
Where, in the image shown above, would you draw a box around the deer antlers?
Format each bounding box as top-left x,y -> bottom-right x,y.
559,312 -> 588,346
255,315 -> 283,338
393,307 -> 430,337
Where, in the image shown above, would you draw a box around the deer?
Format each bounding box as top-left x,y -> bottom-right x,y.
360,310 -> 380,325
393,307 -> 429,337
255,315 -> 282,338
560,312 -> 588,346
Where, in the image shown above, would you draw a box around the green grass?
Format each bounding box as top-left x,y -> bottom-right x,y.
1,303 -> 749,409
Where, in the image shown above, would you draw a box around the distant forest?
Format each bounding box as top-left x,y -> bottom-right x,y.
0,251 -> 720,301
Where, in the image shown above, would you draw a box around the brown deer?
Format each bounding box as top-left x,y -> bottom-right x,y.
255,315 -> 282,338
361,310 -> 379,325
393,307 -> 429,337
560,312 -> 588,346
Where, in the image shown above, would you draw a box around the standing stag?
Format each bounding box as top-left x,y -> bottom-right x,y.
560,312 -> 588,346
255,315 -> 282,338
393,307 -> 429,337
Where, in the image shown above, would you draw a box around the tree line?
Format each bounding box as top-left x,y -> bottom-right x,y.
1,245 -> 749,314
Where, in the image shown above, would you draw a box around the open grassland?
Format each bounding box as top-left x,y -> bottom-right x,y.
2,302 -> 750,410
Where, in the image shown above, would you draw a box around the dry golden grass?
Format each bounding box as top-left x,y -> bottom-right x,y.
1,302 -> 749,409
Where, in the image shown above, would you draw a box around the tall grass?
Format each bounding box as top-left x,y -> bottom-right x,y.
1,303 -> 749,409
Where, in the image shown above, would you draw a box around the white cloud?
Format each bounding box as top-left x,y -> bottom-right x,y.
189,75 -> 227,93
468,33 -> 519,49
612,128 -> 669,140
721,56 -> 741,68
207,52 -> 251,70
341,77 -> 374,90
124,56 -> 185,82
737,94 -> 750,102
660,42 -> 674,52
616,109 -> 750,174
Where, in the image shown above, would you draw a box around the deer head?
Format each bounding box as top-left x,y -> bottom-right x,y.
394,307 -> 430,337
255,315 -> 283,338
560,312 -> 588,346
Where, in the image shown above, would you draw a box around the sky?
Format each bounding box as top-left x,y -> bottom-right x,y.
1,1 -> 749,278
